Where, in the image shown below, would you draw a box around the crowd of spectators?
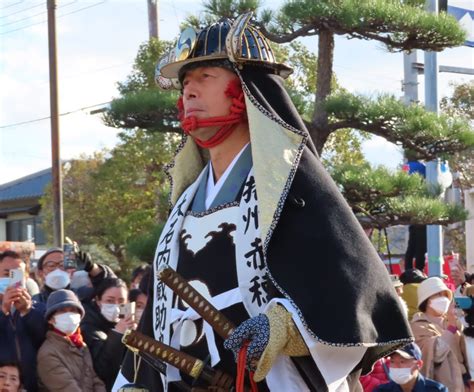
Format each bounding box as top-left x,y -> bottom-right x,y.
2,245 -> 474,392
361,263 -> 474,392
0,249 -> 149,392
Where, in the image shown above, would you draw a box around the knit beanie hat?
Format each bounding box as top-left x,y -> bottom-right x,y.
38,247 -> 63,270
417,277 -> 453,309
45,289 -> 84,320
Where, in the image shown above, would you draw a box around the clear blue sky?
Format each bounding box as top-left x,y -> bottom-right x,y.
0,0 -> 472,184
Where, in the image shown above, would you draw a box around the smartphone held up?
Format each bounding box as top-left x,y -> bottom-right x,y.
119,302 -> 136,321
9,268 -> 25,289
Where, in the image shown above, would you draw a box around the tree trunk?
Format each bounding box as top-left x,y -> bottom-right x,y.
106,243 -> 126,268
310,29 -> 335,155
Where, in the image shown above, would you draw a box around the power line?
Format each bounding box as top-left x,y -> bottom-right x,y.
0,0 -> 106,35
0,1 -> 44,19
57,0 -> 105,18
0,101 -> 111,129
0,18 -> 44,34
0,1 -> 24,11
0,9 -> 46,27
0,1 -> 76,28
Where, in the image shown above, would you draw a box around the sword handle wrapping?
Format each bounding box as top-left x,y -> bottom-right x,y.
158,267 -> 236,339
122,330 -> 205,379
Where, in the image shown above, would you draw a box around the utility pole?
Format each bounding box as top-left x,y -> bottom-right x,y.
47,0 -> 64,248
147,0 -> 159,40
425,0 -> 443,277
403,51 -> 419,105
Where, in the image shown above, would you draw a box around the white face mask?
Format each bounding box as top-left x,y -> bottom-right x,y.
135,309 -> 144,323
54,312 -> 81,335
389,367 -> 415,385
100,303 -> 120,323
430,296 -> 451,315
45,269 -> 70,290
0,277 -> 10,294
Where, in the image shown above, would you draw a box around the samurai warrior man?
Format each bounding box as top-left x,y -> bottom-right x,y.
115,13 -> 412,392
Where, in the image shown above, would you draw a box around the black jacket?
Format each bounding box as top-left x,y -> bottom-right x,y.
80,302 -> 126,392
0,303 -> 46,392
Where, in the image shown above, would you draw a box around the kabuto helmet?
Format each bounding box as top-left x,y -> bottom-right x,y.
155,13 -> 292,90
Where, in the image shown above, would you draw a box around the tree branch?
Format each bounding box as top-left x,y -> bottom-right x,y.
257,22 -> 318,43
328,118 -> 435,159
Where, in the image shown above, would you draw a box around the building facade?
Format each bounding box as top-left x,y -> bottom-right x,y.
0,168 -> 51,248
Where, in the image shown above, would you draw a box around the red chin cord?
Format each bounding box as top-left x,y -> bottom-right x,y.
177,79 -> 247,149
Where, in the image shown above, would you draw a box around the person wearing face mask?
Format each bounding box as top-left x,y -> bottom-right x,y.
81,278 -> 136,391
37,289 -> 106,392
360,275 -> 410,392
411,277 -> 469,391
373,343 -> 447,392
33,248 -> 117,305
0,251 -> 46,392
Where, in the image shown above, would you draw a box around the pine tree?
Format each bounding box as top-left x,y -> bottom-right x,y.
103,0 -> 473,229
258,0 -> 472,157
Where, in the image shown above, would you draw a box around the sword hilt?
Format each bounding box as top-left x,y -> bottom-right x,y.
122,330 -> 205,379
158,266 -> 236,339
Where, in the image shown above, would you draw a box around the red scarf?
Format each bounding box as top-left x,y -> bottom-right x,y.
177,79 -> 247,148
52,327 -> 85,349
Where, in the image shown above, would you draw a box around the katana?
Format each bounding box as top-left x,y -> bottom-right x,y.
122,330 -> 234,391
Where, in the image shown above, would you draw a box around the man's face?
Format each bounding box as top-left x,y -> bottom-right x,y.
0,257 -> 24,278
390,353 -> 420,372
0,365 -> 20,392
182,66 -> 239,141
40,251 -> 64,278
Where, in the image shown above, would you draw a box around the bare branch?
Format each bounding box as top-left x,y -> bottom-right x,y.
257,21 -> 318,43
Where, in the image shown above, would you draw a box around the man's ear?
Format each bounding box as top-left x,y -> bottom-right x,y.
416,359 -> 423,369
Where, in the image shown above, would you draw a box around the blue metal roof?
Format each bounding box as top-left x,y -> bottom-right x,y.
0,168 -> 52,203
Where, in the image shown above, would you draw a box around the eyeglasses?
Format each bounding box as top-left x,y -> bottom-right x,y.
43,260 -> 65,271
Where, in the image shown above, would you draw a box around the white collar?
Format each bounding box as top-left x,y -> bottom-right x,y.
205,143 -> 250,209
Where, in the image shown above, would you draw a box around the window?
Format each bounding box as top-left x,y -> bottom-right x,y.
6,217 -> 46,245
